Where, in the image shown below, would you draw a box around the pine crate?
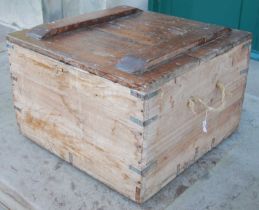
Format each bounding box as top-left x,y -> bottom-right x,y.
7,6 -> 251,203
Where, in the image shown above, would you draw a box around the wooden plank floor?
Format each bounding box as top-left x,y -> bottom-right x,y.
0,24 -> 259,210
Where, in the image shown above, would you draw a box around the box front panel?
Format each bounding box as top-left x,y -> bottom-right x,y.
8,44 -> 145,201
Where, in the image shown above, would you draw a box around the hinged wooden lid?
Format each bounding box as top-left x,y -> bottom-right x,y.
7,6 -> 251,91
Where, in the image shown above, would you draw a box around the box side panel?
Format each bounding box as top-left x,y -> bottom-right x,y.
140,41 -> 250,202
8,44 -> 144,202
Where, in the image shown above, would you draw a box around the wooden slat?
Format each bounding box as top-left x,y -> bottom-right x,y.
27,6 -> 142,40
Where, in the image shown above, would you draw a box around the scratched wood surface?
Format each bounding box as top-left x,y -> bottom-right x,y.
140,41 -> 251,201
7,6 -> 251,203
9,44 -> 145,202
7,6 -> 250,91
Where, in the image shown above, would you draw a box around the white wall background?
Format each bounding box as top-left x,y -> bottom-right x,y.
62,0 -> 107,18
63,0 -> 148,18
0,0 -> 43,29
106,0 -> 148,10
0,0 -> 148,28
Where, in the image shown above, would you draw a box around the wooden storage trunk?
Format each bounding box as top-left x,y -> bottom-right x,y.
7,6 -> 251,203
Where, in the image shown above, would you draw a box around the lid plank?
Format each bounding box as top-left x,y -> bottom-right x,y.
7,6 -> 251,91
27,6 -> 141,40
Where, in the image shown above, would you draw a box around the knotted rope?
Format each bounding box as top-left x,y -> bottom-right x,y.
187,81 -> 226,133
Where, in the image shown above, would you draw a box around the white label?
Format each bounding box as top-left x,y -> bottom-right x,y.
202,119 -> 208,133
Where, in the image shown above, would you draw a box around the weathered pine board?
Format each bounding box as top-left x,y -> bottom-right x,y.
9,45 -> 144,201
140,42 -> 250,201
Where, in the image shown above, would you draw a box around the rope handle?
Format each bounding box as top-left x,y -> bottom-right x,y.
187,81 -> 226,133
187,81 -> 226,114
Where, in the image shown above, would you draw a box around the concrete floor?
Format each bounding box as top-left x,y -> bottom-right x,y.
0,24 -> 259,210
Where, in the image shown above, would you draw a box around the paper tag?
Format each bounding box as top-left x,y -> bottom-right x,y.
202,119 -> 208,133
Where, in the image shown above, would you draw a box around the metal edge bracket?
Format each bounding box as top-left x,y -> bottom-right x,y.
130,89 -> 160,101
6,42 -> 13,49
240,68 -> 249,75
130,115 -> 158,127
129,161 -> 157,176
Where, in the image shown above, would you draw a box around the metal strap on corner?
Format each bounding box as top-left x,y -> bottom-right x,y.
130,89 -> 160,101
129,161 -> 157,176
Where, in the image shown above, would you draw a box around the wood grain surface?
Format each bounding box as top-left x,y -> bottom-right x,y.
7,6 -> 251,91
